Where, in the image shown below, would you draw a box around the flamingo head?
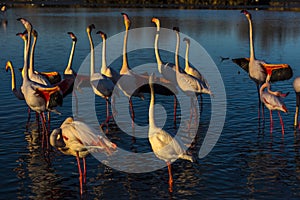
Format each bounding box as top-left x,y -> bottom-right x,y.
173,26 -> 180,33
5,61 -> 12,72
121,12 -> 131,30
86,24 -> 95,34
96,30 -> 107,40
50,128 -> 66,148
183,37 -> 190,45
67,32 -> 77,42
241,10 -> 251,19
17,18 -> 32,32
281,105 -> 288,113
16,30 -> 28,42
151,17 -> 160,31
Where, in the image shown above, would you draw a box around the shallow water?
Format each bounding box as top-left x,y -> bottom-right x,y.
1,7 -> 300,199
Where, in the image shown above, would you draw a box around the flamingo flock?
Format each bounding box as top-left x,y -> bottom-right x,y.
4,10 -> 299,195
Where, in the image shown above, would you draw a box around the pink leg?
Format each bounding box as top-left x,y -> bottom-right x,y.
269,110 -> 273,134
278,111 -> 285,135
42,112 -> 49,149
76,152 -> 83,195
83,157 -> 86,184
174,96 -> 177,127
167,162 -> 173,193
47,112 -> 50,134
129,98 -> 135,128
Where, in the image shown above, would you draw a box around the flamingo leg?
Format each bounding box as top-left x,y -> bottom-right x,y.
174,95 -> 177,127
129,98 -> 135,128
26,107 -> 31,130
76,152 -> 83,195
294,93 -> 300,128
41,112 -> 49,149
257,84 -> 261,120
167,162 -> 173,193
269,110 -> 273,134
83,157 -> 86,184
278,111 -> 285,135
47,111 -> 50,134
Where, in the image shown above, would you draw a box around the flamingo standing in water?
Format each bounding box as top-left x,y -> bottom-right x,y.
293,77 -> 300,128
152,17 -> 182,126
232,10 -> 292,118
87,24 -> 114,129
260,80 -> 288,135
172,27 -> 212,127
148,73 -> 194,193
17,18 -> 62,147
50,117 -> 117,195
117,13 -> 145,127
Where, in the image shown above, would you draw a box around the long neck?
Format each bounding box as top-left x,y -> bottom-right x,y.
21,37 -> 27,78
7,64 -> 16,90
175,31 -> 180,69
87,31 -> 95,76
23,29 -> 31,82
248,17 -> 255,60
259,82 -> 268,95
65,39 -> 76,74
184,41 -> 190,71
149,81 -> 156,129
29,33 -> 37,77
120,28 -> 129,74
101,37 -> 108,74
154,28 -> 163,68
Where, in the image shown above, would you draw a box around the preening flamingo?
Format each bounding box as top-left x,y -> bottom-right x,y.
232,10 -> 292,118
50,117 -> 117,195
87,24 -> 114,129
148,73 -> 194,193
293,77 -> 300,128
260,81 -> 288,134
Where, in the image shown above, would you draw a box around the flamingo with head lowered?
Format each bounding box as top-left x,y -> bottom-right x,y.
50,117 -> 117,195
232,10 -> 293,118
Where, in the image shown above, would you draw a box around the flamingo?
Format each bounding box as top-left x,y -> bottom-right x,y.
148,73 -> 194,193
17,17 -> 62,146
183,37 -> 210,94
87,24 -> 114,129
172,27 -> 212,127
260,80 -> 288,135
117,13 -> 145,127
152,17 -> 182,125
232,10 -> 292,118
293,77 -> 300,128
5,61 -> 24,100
50,117 -> 117,195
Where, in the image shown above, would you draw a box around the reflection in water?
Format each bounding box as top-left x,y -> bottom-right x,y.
14,125 -> 75,199
2,8 -> 300,199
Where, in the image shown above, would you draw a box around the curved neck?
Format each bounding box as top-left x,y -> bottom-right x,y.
65,39 -> 76,74
184,41 -> 190,71
149,80 -> 156,129
175,31 -> 180,68
248,16 -> 255,60
29,33 -> 37,77
87,31 -> 95,76
260,82 -> 268,95
7,63 -> 16,90
120,28 -> 129,75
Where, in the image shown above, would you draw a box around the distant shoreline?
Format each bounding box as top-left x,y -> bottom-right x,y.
2,1 -> 300,11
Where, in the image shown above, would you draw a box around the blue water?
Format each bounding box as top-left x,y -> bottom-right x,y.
1,7 -> 300,199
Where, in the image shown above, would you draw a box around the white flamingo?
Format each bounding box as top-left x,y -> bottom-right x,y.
148,73 -> 194,193
50,117 -> 117,195
260,81 -> 288,134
